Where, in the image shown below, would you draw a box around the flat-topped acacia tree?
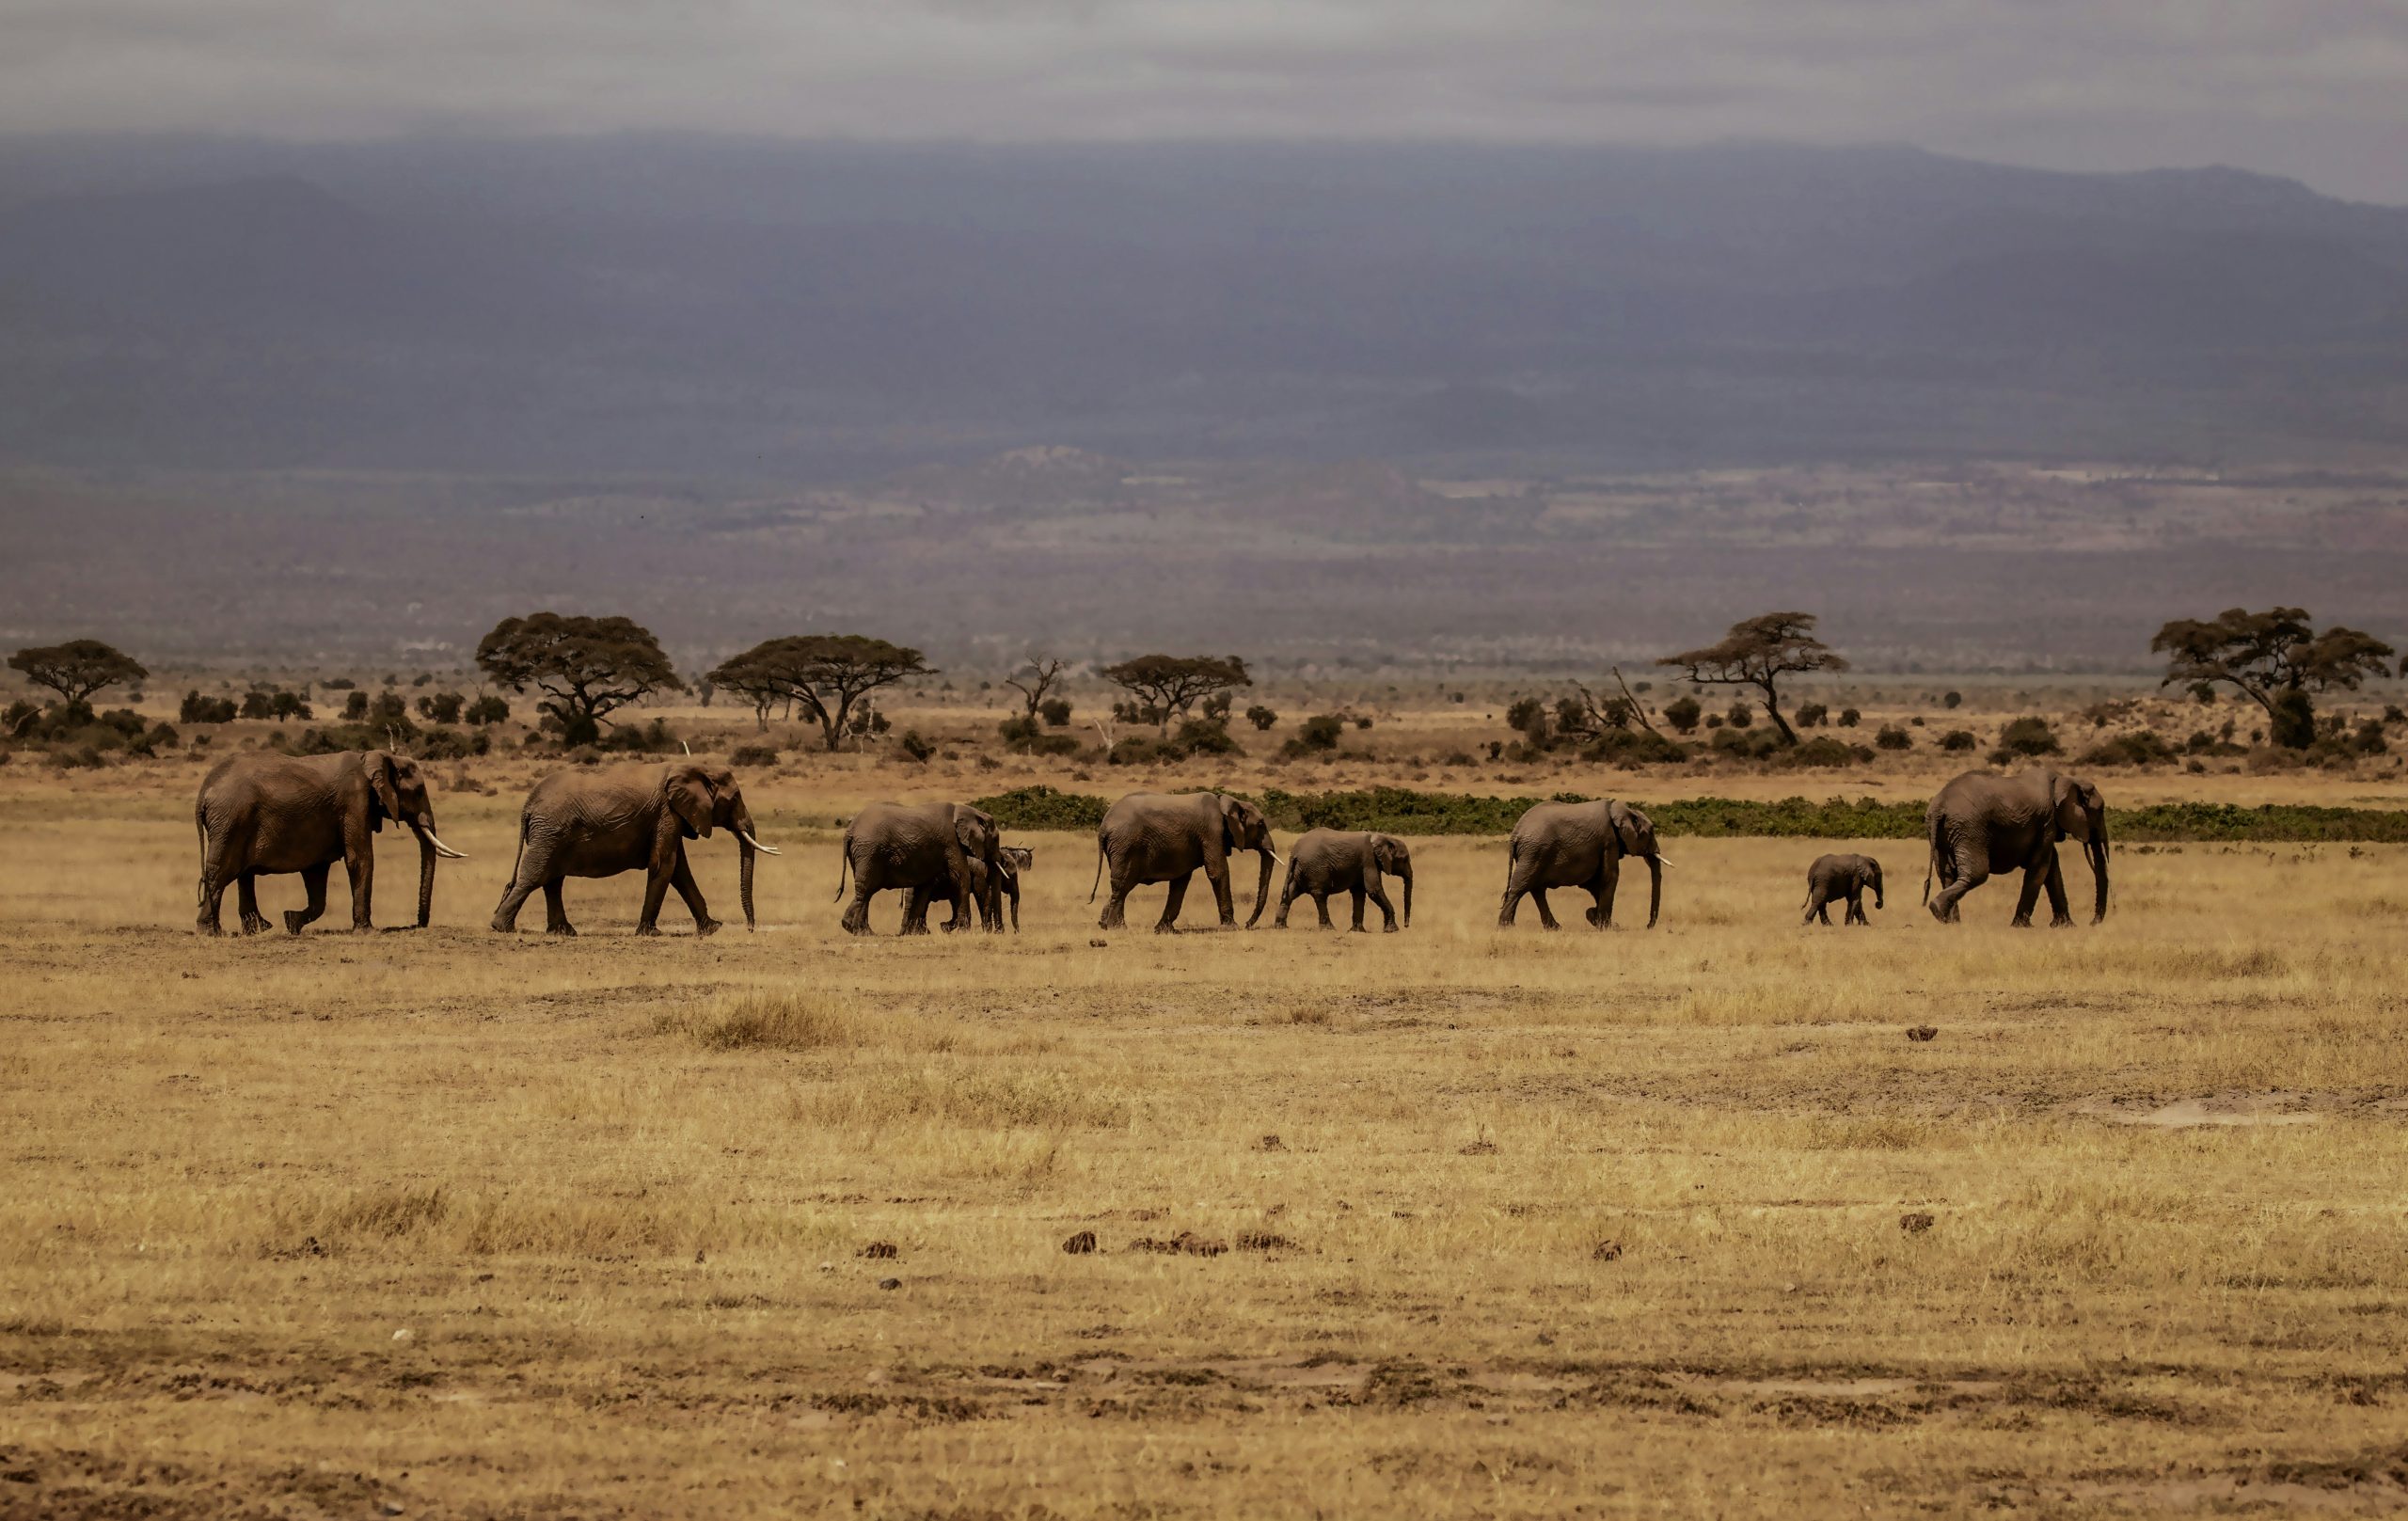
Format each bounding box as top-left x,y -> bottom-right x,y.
1100,654 -> 1250,736
474,612 -> 681,747
2151,607 -> 2397,749
1657,611 -> 1846,745
709,635 -> 934,752
8,639 -> 148,713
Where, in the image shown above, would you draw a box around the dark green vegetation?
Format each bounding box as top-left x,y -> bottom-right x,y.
978,785 -> 2408,843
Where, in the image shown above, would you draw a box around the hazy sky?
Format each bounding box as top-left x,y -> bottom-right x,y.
8,0 -> 2408,202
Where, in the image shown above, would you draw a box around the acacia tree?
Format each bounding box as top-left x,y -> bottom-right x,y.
474,612 -> 681,746
1100,654 -> 1250,736
1656,611 -> 1846,744
1003,657 -> 1069,721
8,639 -> 147,712
708,635 -> 934,752
2151,607 -> 2396,749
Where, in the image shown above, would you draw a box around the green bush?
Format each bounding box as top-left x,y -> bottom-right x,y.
181,691 -> 239,724
1579,728 -> 1691,767
1244,705 -> 1278,731
730,743 -> 779,767
466,695 -> 511,726
1940,729 -> 1977,752
1663,696 -> 1703,734
898,730 -> 937,764
974,786 -> 1110,831
1942,690 -> 1962,709
1725,702 -> 1753,729
1038,698 -> 1073,728
1876,724 -> 1911,751
1782,736 -> 1871,767
1991,716 -> 2061,762
1794,702 -> 1828,729
1837,707 -> 1861,728
2078,731 -> 2178,767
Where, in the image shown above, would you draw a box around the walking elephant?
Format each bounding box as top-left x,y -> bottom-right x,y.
834,800 -> 1003,935
195,749 -> 467,936
1802,853 -> 1882,926
1497,799 -> 1666,929
905,846 -> 1032,932
1925,768 -> 2108,926
491,762 -> 777,936
1090,792 -> 1279,932
1275,829 -> 1411,932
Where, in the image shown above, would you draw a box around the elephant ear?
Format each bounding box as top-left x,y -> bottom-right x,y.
2049,774 -> 2083,839
954,808 -> 992,859
1373,835 -> 1405,873
1605,800 -> 1641,855
1217,795 -> 1251,850
667,770 -> 716,838
364,751 -> 403,832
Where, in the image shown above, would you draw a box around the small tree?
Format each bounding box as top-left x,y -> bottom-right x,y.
709,635 -> 934,753
466,695 -> 510,726
1038,697 -> 1073,728
1661,695 -> 1703,735
9,640 -> 147,712
1657,612 -> 1847,744
2150,607 -> 2396,751
475,612 -> 682,747
1003,657 -> 1069,721
1245,705 -> 1279,731
1099,655 -> 1250,736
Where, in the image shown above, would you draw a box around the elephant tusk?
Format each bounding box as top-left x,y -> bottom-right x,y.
737,830 -> 781,856
1651,852 -> 1673,870
424,832 -> 467,861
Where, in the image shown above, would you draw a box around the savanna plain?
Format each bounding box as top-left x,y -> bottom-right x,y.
5,721 -> 2408,1518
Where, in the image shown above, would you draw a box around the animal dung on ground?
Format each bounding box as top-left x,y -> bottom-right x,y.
1592,1239 -> 1624,1262
858,1241 -> 898,1260
1906,1025 -> 1939,1042
1899,1212 -> 1936,1233
1130,1231 -> 1228,1257
876,1276 -> 902,1291
1061,1229 -> 1098,1255
1089,938 -> 1110,948
1255,1133 -> 1286,1152
1459,1139 -> 1499,1156
1234,1231 -> 1297,1252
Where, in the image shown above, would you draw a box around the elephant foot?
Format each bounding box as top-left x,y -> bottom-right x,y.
695,918 -> 721,938
350,925 -> 376,936
282,911 -> 308,936
1152,923 -> 1180,935
2008,916 -> 2033,928
197,922 -> 222,938
241,913 -> 272,936
1382,925 -> 1399,934
635,924 -> 663,938
2049,916 -> 2075,928
546,922 -> 578,937
1926,904 -> 1950,923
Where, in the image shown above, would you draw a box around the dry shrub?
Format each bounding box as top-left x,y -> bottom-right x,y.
790,1063 -> 1132,1131
657,990 -> 861,1051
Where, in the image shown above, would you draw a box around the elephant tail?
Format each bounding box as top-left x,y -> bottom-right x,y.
1088,833 -> 1106,903
508,811 -> 529,889
832,833 -> 852,902
1923,836 -> 1938,905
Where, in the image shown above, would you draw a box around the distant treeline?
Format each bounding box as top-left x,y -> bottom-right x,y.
974,786 -> 2408,843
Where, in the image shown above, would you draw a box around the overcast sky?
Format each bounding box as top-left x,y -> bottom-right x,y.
7,0 -> 2408,203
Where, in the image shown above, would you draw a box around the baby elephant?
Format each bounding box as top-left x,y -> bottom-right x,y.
1275,829 -> 1411,932
1803,853 -> 1883,926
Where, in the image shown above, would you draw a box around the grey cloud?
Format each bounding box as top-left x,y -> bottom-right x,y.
2,0 -> 2406,199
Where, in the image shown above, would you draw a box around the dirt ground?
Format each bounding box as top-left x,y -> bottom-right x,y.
3,740 -> 2406,1517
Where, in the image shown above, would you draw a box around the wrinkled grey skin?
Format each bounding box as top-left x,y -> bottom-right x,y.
1497,799 -> 1664,929
1275,829 -> 1411,932
835,800 -> 1002,935
1091,791 -> 1276,932
1803,853 -> 1883,926
196,750 -> 456,936
907,846 -> 1031,933
1925,768 -> 2109,927
492,763 -> 766,936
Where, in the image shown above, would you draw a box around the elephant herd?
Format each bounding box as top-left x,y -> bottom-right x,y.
190,751 -> 2112,938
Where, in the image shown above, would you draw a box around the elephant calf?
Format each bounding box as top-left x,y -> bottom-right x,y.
835,800 -> 1003,935
1802,853 -> 1882,926
906,846 -> 1031,932
1275,830 -> 1411,932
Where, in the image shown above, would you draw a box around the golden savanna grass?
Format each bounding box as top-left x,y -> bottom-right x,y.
3,750 -> 2406,1517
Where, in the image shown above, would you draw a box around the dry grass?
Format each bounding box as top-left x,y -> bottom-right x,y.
2,752 -> 2407,1517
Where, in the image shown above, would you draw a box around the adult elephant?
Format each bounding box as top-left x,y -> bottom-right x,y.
1275,829 -> 1411,932
491,762 -> 777,936
906,846 -> 1032,933
1925,768 -> 2108,926
195,750 -> 467,936
833,800 -> 1003,935
1091,792 -> 1279,932
1802,853 -> 1883,926
1496,799 -> 1667,929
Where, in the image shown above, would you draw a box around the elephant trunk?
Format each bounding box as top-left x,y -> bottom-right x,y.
1399,863 -> 1414,929
1645,852 -> 1662,928
1245,847 -> 1274,928
413,827 -> 436,929
1872,866 -> 1884,911
2088,830 -> 2109,925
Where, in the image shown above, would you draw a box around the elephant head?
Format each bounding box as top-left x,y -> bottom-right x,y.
1866,857 -> 1885,911
1370,832 -> 1413,928
363,750 -> 465,928
954,804 -> 1004,928
2051,773 -> 2109,923
1607,800 -> 1667,928
1218,794 -> 1278,928
663,763 -> 779,929
993,845 -> 1033,930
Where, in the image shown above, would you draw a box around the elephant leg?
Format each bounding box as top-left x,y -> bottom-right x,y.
1155,872 -> 1193,933
903,888 -> 936,936
1590,861 -> 1620,930
1530,887 -> 1560,930
1203,854 -> 1236,927
1846,891 -> 1865,926
842,862 -> 877,935
635,846 -> 677,936
544,879 -> 576,936
342,844 -> 374,933
670,848 -> 719,937
237,873 -> 272,936
2042,851 -> 2074,927
1367,879 -> 1398,933
1274,876 -> 1296,927
1346,888 -> 1369,931
1803,887 -> 1829,927
1315,892 -> 1335,929
2009,861 -> 2047,927
284,863 -> 331,935
1497,881 -> 1526,927
1927,846 -> 1985,923
491,873 -> 540,933
197,865 -> 230,936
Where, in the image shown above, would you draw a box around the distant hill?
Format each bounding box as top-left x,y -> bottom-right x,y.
0,137 -> 2405,472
